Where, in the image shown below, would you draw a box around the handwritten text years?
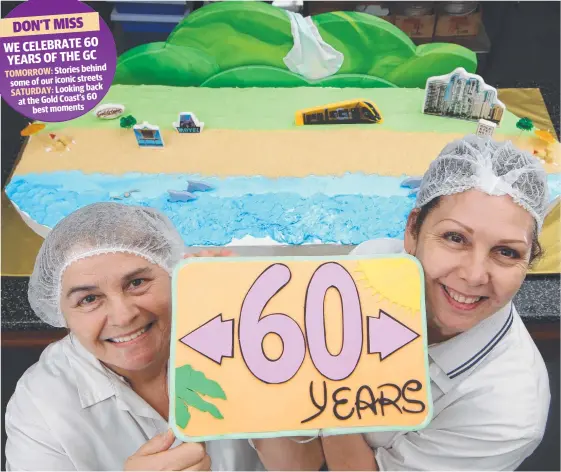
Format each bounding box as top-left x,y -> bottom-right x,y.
302,380 -> 426,423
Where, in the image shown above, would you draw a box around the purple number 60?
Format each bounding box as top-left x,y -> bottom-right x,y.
305,263 -> 362,380
240,262 -> 362,383
239,264 -> 306,384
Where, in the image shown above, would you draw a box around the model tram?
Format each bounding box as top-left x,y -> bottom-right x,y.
295,99 -> 383,126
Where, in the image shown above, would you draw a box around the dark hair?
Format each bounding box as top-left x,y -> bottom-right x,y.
410,197 -> 543,265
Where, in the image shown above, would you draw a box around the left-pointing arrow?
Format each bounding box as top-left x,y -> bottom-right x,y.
179,314 -> 234,365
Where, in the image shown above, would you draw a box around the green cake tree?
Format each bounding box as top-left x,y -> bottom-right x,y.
516,117 -> 534,136
120,115 -> 137,129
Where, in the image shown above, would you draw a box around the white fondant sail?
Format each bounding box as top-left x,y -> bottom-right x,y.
283,11 -> 344,80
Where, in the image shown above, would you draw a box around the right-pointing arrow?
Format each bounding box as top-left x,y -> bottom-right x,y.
367,310 -> 420,360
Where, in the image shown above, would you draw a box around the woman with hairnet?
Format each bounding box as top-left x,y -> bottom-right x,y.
3,204 -> 277,471
5,134 -> 552,471
314,135 -> 551,471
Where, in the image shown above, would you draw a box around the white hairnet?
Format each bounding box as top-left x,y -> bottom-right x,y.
28,202 -> 185,328
416,135 -> 549,229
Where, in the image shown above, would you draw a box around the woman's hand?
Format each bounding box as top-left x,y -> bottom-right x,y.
124,430 -> 211,471
252,437 -> 325,471
322,434 -> 378,471
183,248 -> 236,259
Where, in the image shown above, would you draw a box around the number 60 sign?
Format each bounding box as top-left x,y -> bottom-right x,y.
170,255 -> 432,442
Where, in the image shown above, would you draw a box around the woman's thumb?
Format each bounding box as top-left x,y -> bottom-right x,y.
138,429 -> 175,456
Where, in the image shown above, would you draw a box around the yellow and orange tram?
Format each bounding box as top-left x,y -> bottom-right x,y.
295,99 -> 383,126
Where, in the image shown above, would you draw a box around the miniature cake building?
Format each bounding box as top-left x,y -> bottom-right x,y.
476,119 -> 497,138
6,2 -> 560,248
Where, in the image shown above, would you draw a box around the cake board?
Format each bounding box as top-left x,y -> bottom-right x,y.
3,2 -> 560,276
1,1 -> 559,363
3,89 -> 559,276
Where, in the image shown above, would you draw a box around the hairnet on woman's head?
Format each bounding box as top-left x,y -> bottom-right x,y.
28,202 -> 185,328
416,134 -> 550,229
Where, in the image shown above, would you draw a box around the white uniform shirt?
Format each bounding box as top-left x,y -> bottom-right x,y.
5,334 -> 265,471
351,239 -> 551,471
5,239 -> 550,471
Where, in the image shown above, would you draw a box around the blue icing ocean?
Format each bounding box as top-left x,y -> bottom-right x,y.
6,172 -> 561,246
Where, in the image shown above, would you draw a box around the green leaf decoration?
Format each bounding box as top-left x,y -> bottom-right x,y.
180,389 -> 224,420
176,364 -> 226,399
176,399 -> 191,429
174,364 -> 226,430
113,2 -> 477,89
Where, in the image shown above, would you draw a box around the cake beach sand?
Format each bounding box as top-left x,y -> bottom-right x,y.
14,128 -> 560,177
11,86 -> 561,177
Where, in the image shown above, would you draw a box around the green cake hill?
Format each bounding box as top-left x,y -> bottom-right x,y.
112,2 -> 477,89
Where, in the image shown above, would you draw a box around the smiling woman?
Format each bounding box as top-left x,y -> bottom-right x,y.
4,203 -> 265,471
59,255 -> 172,385
318,135 -> 551,471
406,190 -> 536,341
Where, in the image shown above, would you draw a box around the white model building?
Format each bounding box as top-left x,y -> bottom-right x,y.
476,119 -> 497,138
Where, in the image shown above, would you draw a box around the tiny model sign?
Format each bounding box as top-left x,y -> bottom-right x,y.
423,67 -> 505,125
174,112 -> 205,133
476,119 -> 496,138
133,122 -> 165,148
170,255 -> 432,442
295,99 -> 383,126
93,103 -> 126,120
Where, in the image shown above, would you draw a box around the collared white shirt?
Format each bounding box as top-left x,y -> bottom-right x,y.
351,239 -> 550,471
5,334 -> 265,471
5,239 -> 550,471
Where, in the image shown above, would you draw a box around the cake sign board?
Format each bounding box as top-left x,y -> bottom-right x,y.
423,67 -> 505,125
170,255 -> 432,442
